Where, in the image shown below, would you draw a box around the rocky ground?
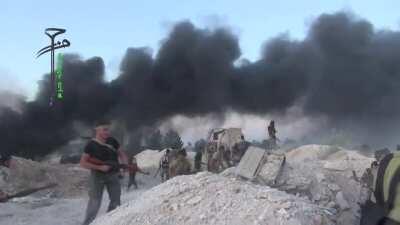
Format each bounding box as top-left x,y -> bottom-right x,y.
0,145 -> 375,225
92,172 -> 335,225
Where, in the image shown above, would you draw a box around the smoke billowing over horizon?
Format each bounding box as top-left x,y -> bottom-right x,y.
1,12 -> 400,157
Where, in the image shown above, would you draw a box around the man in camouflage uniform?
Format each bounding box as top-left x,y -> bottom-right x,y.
360,150 -> 400,225
169,149 -> 191,177
158,149 -> 171,182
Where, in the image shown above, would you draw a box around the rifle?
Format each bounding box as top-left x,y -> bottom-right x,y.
87,157 -> 129,172
0,183 -> 57,203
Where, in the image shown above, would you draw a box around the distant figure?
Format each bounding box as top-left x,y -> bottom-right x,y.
220,145 -> 232,168
194,151 -> 202,172
127,156 -> 149,190
170,149 -> 191,177
156,149 -> 171,182
268,120 -> 277,148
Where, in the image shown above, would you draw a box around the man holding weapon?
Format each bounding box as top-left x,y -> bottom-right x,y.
79,119 -> 128,225
154,149 -> 171,182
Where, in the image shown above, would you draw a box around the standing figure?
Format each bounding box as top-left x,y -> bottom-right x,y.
127,155 -> 149,190
157,149 -> 171,182
79,120 -> 128,225
170,149 -> 191,177
268,120 -> 277,149
194,151 -> 202,172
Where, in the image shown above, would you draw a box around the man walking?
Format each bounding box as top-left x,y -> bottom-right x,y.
80,120 -> 128,225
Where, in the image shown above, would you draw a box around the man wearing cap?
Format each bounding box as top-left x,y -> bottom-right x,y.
80,120 -> 128,225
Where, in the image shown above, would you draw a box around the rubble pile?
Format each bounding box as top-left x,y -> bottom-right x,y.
0,157 -> 89,198
92,172 -> 334,225
0,145 -> 375,225
276,145 -> 374,225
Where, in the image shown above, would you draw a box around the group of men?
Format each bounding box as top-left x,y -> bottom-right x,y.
7,117 -> 400,225
1,119 -> 275,225
156,148 -> 192,182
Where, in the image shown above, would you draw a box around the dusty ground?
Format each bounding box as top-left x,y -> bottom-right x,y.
0,145 -> 375,225
0,171 -> 159,225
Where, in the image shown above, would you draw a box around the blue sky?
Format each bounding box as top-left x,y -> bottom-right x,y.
0,0 -> 399,99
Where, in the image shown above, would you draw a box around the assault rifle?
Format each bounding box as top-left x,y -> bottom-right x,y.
87,157 -> 129,172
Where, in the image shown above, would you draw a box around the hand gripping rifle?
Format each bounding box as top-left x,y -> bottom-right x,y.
87,157 -> 129,172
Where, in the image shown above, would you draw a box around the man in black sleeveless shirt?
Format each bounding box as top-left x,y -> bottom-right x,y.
80,120 -> 128,225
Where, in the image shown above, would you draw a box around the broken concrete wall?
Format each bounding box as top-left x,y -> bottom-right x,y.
276,145 -> 374,225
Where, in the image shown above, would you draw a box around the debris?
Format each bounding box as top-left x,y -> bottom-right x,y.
91,172 -> 334,225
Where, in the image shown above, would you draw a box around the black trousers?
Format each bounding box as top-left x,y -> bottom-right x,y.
82,171 -> 121,225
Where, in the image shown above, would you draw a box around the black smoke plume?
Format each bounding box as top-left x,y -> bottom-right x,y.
1,12 -> 400,157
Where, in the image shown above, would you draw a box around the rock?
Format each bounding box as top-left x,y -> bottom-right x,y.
336,192 -> 350,210
328,184 -> 341,192
272,145 -> 373,225
187,196 -> 202,205
326,201 -> 336,208
59,154 -> 81,164
316,173 -> 326,183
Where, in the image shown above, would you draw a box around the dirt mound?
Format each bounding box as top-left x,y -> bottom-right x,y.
92,172 -> 334,225
277,145 -> 374,225
286,145 -> 342,162
0,157 -> 89,198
